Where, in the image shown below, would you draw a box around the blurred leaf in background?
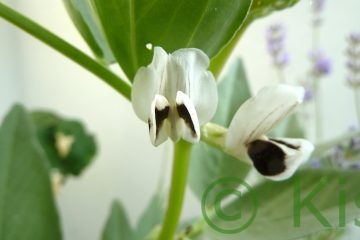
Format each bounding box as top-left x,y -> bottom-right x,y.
189,58 -> 252,203
31,110 -> 96,177
0,105 -> 62,240
206,169 -> 360,240
67,0 -> 252,79
63,0 -> 115,65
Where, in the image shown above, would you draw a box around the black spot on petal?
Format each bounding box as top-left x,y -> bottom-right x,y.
155,106 -> 170,136
176,104 -> 197,137
269,138 -> 300,150
247,140 -> 286,176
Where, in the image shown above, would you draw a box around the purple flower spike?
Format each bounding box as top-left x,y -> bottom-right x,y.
312,0 -> 326,13
349,32 -> 360,45
315,56 -> 332,75
345,32 -> 360,88
311,159 -> 321,168
304,87 -> 314,102
309,50 -> 332,77
265,23 -> 289,69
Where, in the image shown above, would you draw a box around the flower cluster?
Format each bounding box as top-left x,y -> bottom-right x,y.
265,23 -> 289,69
131,47 -> 218,146
311,0 -> 327,27
345,32 -> 360,88
309,50 -> 332,77
132,47 -> 314,181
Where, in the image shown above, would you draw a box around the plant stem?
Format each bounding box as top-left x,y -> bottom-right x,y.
354,88 -> 360,127
0,2 -> 131,100
210,21 -> 250,78
313,79 -> 322,142
276,66 -> 286,83
158,140 -> 192,240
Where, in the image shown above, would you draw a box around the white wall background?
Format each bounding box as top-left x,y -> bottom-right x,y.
0,0 -> 360,239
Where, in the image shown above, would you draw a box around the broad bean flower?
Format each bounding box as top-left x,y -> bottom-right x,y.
132,47 -> 218,146
226,85 -> 314,181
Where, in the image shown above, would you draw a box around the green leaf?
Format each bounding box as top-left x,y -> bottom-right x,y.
213,58 -> 252,127
102,200 -> 133,240
247,0 -> 301,22
210,0 -> 300,77
0,105 -> 62,240
31,111 -> 97,176
189,143 -> 252,204
93,0 -> 251,80
135,193 -> 164,240
299,228 -> 346,240
189,58 -> 252,203
63,0 -> 115,64
206,169 -> 360,240
270,112 -> 305,139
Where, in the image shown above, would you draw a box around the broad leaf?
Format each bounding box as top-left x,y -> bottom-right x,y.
63,0 -> 115,64
32,111 -> 96,176
270,112 -> 305,139
189,58 -> 252,202
247,0 -> 301,22
210,0 -> 301,77
0,105 -> 62,240
135,192 -> 164,240
206,169 -> 360,240
93,0 -> 251,80
212,58 -> 252,127
189,142 -> 252,204
102,200 -> 133,240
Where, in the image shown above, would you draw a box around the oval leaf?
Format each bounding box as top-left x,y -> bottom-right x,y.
102,200 -> 133,240
0,105 -> 62,240
93,0 -> 251,80
207,169 -> 360,240
64,0 -> 115,64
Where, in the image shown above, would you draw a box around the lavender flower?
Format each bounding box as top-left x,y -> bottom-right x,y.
348,32 -> 360,45
309,50 -> 332,77
345,32 -> 360,87
304,86 -> 314,102
311,0 -> 327,27
265,23 -> 289,69
311,159 -> 321,168
311,0 -> 326,13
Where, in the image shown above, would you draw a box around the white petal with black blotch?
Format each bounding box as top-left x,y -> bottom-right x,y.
247,137 -> 314,181
225,84 -> 314,181
226,84 -> 304,156
131,46 -> 218,146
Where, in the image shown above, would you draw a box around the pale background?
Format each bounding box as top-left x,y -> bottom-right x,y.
0,0 -> 360,239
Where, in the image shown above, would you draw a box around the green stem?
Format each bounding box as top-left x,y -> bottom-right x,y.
354,88 -> 360,127
0,2 -> 131,100
275,66 -> 286,83
158,141 -> 192,240
200,123 -> 249,164
210,21 -> 250,78
313,79 -> 322,142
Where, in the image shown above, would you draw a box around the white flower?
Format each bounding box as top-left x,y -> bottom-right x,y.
226,84 -> 314,181
132,47 -> 218,146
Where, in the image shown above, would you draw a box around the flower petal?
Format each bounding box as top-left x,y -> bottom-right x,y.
131,67 -> 159,122
132,47 -> 168,122
176,91 -> 200,143
226,84 -> 304,154
172,48 -> 218,124
150,46 -> 168,76
247,137 -> 314,181
148,94 -> 170,146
